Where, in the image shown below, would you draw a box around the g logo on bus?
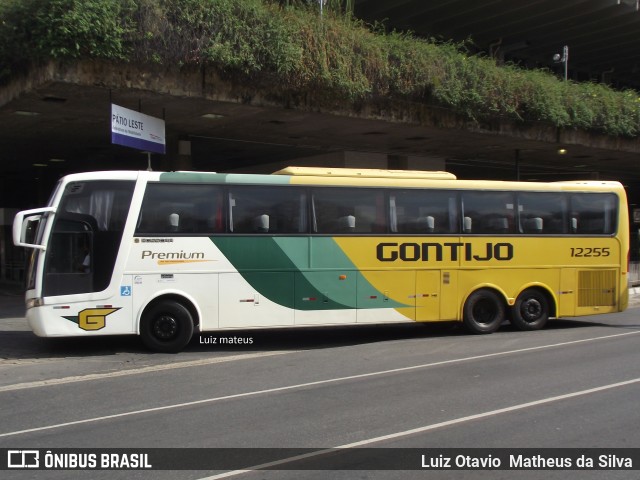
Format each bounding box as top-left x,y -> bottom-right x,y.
63,308 -> 120,331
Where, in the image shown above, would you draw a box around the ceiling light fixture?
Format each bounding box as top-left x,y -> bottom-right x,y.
201,113 -> 225,120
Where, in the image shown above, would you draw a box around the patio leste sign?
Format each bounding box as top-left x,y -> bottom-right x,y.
111,104 -> 165,154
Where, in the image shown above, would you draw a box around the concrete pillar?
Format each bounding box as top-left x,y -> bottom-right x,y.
176,139 -> 193,170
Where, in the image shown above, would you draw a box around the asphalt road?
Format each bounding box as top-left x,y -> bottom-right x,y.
1,293 -> 639,480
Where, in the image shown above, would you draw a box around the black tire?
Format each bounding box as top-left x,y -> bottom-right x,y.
511,289 -> 549,331
140,300 -> 194,353
463,289 -> 505,334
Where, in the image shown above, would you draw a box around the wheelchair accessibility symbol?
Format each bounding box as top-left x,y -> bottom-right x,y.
121,285 -> 132,296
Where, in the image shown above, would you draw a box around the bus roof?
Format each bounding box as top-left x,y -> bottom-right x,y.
55,169 -> 625,194
273,166 -> 457,180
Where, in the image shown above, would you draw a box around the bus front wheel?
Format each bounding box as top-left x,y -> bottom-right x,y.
463,289 -> 505,334
140,300 -> 194,353
511,289 -> 549,331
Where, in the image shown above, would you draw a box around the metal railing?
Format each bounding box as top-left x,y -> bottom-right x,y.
629,262 -> 640,286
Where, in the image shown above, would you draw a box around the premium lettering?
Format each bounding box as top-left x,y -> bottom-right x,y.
141,250 -> 204,260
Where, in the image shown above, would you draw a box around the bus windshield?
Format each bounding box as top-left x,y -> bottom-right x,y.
42,180 -> 135,297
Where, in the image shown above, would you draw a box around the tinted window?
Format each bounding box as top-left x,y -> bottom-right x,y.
312,188 -> 385,234
518,192 -> 569,234
44,180 -> 135,296
390,190 -> 459,234
137,184 -> 224,234
229,186 -> 307,234
571,193 -> 617,234
461,192 -> 516,234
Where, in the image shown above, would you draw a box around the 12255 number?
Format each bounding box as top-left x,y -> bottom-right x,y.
570,247 -> 610,257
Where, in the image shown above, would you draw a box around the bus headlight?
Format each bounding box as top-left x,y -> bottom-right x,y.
26,297 -> 44,309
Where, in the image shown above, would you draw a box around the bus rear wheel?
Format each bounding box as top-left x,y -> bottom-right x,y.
511,289 -> 549,331
140,300 -> 194,353
463,289 -> 505,334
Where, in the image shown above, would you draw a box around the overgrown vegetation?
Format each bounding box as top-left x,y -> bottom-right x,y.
1,0 -> 639,137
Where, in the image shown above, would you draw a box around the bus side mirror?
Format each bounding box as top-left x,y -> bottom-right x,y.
13,207 -> 56,250
23,218 -> 39,245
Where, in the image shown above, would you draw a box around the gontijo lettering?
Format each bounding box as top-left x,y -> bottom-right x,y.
377,242 -> 514,262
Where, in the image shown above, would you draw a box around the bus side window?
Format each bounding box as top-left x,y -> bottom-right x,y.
571,193 -> 617,235
462,192 -> 515,234
312,188 -> 382,234
389,189 -> 458,234
517,192 -> 569,235
227,186 -> 306,234
194,201 -> 222,233
136,184 -> 223,235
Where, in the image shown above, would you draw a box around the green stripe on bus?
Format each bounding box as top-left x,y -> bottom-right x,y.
159,172 -> 292,184
210,237 -> 406,310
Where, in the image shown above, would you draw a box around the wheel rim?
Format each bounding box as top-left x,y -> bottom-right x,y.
520,298 -> 542,323
153,315 -> 178,340
473,298 -> 498,325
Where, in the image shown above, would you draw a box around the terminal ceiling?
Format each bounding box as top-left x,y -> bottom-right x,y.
354,0 -> 640,90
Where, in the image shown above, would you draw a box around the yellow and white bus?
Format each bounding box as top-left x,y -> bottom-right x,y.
13,167 -> 629,352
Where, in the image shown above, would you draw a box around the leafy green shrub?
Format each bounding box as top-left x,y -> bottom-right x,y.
0,0 -> 133,62
0,0 -> 638,137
